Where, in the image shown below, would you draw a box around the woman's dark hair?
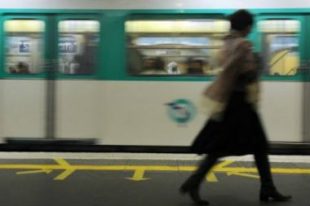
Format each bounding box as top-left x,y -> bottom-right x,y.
229,9 -> 253,31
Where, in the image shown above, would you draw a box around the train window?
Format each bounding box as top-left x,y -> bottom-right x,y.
125,19 -> 230,76
4,20 -> 45,74
58,20 -> 99,75
258,20 -> 300,76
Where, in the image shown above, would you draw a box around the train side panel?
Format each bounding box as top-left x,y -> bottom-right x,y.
97,81 -> 303,145
0,80 -> 46,139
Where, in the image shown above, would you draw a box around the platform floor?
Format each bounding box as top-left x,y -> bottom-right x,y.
0,153 -> 309,206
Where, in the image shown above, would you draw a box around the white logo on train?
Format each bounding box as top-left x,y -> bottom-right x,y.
165,99 -> 196,124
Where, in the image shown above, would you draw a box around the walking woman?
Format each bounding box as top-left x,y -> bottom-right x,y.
179,10 -> 292,205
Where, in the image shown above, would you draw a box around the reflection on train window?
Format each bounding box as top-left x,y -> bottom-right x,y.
58,20 -> 99,75
258,20 -> 300,76
125,19 -> 230,76
5,20 -> 45,74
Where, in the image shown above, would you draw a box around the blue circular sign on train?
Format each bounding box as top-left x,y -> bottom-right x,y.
166,99 -> 196,124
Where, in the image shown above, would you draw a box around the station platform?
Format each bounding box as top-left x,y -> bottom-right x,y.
0,152 -> 309,206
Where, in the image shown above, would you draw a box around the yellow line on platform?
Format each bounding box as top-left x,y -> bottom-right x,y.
0,164 -> 310,174
0,159 -> 309,181
0,164 -> 310,173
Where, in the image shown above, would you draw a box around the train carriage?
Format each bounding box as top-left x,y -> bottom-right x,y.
0,0 -> 310,151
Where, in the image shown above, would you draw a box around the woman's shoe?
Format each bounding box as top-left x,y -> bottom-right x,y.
259,186 -> 292,202
180,184 -> 209,205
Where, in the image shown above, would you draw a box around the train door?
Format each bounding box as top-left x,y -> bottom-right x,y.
256,15 -> 306,142
54,15 -> 101,141
1,14 -> 100,143
0,15 -> 49,140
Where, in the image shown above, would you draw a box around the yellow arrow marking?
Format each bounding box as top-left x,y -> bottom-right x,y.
205,160 -> 235,182
54,169 -> 75,181
227,172 -> 259,179
126,169 -> 149,181
53,158 -> 75,181
214,160 -> 235,169
17,169 -> 52,175
206,172 -> 218,182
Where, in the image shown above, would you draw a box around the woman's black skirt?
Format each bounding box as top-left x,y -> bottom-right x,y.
191,91 -> 268,156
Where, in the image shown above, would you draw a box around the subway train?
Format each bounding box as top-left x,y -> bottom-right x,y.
0,0 -> 310,151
